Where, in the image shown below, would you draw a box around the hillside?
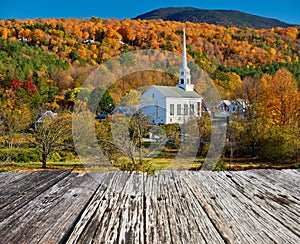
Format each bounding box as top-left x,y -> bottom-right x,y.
135,7 -> 294,29
0,17 -> 299,102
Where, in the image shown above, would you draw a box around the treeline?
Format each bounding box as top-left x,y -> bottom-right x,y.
0,18 -> 299,72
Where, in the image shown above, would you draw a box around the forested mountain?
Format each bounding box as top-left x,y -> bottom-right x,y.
135,7 -> 295,29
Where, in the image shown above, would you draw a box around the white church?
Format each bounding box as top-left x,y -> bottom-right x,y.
140,30 -> 203,125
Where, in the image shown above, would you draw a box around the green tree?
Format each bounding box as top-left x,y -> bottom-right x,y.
118,89 -> 141,106
88,87 -> 115,114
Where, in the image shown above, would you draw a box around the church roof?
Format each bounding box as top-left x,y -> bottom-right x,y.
152,86 -> 201,98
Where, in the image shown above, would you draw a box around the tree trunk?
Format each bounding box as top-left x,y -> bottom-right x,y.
230,146 -> 234,162
251,139 -> 256,158
42,153 -> 48,168
130,156 -> 137,172
139,146 -> 143,165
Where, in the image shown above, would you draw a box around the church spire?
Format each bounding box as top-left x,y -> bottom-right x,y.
182,28 -> 188,69
177,28 -> 194,91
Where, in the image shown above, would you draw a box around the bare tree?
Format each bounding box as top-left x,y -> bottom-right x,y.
30,112 -> 72,168
107,111 -> 151,171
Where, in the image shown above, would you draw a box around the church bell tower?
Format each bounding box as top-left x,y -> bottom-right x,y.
177,29 -> 194,91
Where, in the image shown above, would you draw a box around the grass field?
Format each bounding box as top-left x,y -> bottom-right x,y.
0,160 -> 85,172
0,157 -> 201,173
1,157 -> 299,173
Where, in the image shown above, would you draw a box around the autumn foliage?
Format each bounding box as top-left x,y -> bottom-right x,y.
0,17 -> 299,166
9,78 -> 23,90
0,18 -> 298,68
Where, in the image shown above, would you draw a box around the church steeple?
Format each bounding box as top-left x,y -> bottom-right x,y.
182,28 -> 188,70
177,28 -> 194,91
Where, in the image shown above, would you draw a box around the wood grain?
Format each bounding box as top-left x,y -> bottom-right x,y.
0,169 -> 299,243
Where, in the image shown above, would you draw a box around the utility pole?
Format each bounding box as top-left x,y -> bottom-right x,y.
155,102 -> 158,125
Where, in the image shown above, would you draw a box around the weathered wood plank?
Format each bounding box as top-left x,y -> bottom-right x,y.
0,170 -> 70,221
0,170 -> 299,243
223,170 -> 300,236
144,170 -> 225,243
65,171 -> 125,243
144,171 -> 173,243
66,171 -> 147,243
0,172 -> 25,187
96,171 -> 146,243
182,171 -> 300,243
67,170 -> 225,244
244,169 -> 300,198
0,172 -> 100,244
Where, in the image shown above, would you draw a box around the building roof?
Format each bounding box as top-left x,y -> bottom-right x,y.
219,100 -> 231,107
112,106 -> 136,116
151,86 -> 201,98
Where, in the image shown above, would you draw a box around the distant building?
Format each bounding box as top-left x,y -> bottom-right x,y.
218,100 -> 231,112
213,99 -> 249,119
34,111 -> 57,129
116,39 -> 125,45
83,38 -> 95,44
112,106 -> 136,117
141,29 -> 203,125
229,99 -> 248,115
18,37 -> 29,43
95,114 -> 109,122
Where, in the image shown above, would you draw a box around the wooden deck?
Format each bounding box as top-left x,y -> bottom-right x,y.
0,169 -> 299,243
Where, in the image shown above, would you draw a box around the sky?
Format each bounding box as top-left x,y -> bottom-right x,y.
1,0 -> 300,25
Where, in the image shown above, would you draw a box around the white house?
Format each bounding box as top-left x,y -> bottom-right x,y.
141,29 -> 202,125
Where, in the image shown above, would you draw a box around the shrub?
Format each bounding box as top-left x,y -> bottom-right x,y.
115,157 -> 154,174
0,148 -> 41,163
291,163 -> 300,169
49,151 -> 77,162
213,160 -> 227,171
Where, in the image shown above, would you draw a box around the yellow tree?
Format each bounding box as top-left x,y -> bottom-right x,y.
259,68 -> 299,127
257,68 -> 300,162
1,27 -> 9,38
0,89 -> 32,148
118,26 -> 135,44
82,31 -> 89,39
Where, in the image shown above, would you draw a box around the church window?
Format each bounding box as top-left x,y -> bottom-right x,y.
184,104 -> 189,115
181,72 -> 184,75
177,104 -> 181,115
180,79 -> 184,84
170,104 -> 174,115
190,104 -> 195,115
152,93 -> 154,98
